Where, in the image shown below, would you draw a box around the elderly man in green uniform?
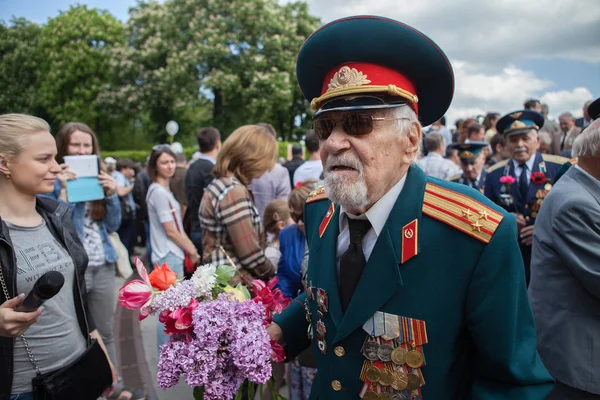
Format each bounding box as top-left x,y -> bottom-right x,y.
268,15 -> 553,400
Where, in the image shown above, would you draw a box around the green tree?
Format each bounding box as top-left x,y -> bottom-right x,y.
105,0 -> 320,141
36,5 -> 125,131
0,18 -> 46,117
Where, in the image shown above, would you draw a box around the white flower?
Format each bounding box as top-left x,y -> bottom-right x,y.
191,264 -> 217,295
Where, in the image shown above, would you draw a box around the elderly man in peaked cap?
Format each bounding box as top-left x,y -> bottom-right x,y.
484,110 -> 568,285
269,15 -> 552,400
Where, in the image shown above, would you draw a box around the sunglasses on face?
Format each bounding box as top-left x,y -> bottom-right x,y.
312,114 -> 410,140
291,211 -> 303,223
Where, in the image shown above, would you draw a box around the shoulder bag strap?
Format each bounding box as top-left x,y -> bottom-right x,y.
0,263 -> 41,375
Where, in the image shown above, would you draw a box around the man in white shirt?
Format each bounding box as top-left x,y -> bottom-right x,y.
418,133 -> 461,179
293,129 -> 323,186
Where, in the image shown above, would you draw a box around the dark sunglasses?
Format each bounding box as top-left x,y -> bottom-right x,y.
291,211 -> 303,223
312,114 -> 409,140
152,144 -> 171,151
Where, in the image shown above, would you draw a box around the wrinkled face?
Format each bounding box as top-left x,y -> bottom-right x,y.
155,152 -> 176,179
461,153 -> 485,181
68,130 -> 94,155
559,116 -> 574,133
318,108 -> 417,212
2,131 -> 61,195
506,130 -> 540,163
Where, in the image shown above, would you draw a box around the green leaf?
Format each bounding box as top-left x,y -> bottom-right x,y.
216,264 -> 237,282
193,386 -> 204,400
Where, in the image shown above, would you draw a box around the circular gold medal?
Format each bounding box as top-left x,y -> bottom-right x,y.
379,393 -> 393,400
379,369 -> 394,386
363,391 -> 380,400
545,183 -> 552,191
365,366 -> 381,382
391,347 -> 407,365
391,371 -> 408,391
405,350 -> 424,368
406,373 -> 421,390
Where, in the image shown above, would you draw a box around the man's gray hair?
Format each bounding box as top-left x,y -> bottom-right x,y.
539,130 -> 552,145
559,112 -> 575,120
389,105 -> 422,160
424,133 -> 445,152
572,121 -> 600,158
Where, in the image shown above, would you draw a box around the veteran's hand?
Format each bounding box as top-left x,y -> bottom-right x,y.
512,213 -> 527,230
0,294 -> 43,337
57,163 -> 77,189
267,323 -> 283,344
519,225 -> 535,246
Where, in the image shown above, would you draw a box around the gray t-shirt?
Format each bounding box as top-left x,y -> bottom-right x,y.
7,220 -> 87,394
146,183 -> 185,263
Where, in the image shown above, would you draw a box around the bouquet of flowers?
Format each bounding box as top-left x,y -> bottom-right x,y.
118,258 -> 290,400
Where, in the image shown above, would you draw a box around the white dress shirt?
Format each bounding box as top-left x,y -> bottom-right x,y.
512,153 -> 536,183
336,174 -> 407,274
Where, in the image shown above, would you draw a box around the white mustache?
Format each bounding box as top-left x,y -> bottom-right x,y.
325,155 -> 363,173
513,147 -> 528,153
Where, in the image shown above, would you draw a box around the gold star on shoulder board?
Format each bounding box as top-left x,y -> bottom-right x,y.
478,210 -> 489,221
461,208 -> 473,219
471,220 -> 483,232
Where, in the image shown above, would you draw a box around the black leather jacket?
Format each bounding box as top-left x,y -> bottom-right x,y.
0,197 -> 94,399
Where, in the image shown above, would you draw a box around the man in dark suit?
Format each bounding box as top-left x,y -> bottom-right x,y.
284,145 -> 305,189
485,110 -> 567,285
529,120 -> 600,400
184,127 -> 220,255
575,99 -> 593,131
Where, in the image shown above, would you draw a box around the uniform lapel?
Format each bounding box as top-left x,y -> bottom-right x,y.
333,166 -> 427,343
311,203 -> 343,326
525,153 -> 543,204
507,160 -> 523,203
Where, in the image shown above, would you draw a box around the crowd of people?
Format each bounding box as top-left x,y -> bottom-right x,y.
0,13 -> 598,400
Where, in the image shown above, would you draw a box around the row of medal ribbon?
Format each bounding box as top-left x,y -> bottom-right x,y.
359,315 -> 428,400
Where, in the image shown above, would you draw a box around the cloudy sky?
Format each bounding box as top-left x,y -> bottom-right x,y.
2,0 -> 599,125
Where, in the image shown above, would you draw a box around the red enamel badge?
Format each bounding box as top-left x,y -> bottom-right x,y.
319,203 -> 335,238
401,219 -> 419,264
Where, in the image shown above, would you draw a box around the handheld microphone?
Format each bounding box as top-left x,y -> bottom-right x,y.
15,271 -> 65,312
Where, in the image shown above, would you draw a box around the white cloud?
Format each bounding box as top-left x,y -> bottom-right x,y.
294,0 -> 600,65
282,0 -> 598,126
541,87 -> 594,119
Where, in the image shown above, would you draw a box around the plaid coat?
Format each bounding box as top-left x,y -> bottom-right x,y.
200,176 -> 275,283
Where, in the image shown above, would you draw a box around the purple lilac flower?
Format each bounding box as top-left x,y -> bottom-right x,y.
157,293 -> 272,399
148,280 -> 205,315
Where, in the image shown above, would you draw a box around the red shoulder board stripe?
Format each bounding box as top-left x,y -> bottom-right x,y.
422,183 -> 503,244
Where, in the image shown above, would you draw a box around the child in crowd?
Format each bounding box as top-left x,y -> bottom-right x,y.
262,199 -> 294,269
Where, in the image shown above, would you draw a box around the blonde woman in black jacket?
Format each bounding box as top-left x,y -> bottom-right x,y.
0,114 -> 115,400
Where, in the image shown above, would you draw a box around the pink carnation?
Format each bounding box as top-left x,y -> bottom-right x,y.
499,175 -> 516,185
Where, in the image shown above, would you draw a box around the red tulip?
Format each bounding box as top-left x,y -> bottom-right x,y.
149,263 -> 177,290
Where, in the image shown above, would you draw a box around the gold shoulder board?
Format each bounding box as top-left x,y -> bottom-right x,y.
422,183 -> 504,244
541,154 -> 568,165
486,159 -> 509,173
306,185 -> 328,204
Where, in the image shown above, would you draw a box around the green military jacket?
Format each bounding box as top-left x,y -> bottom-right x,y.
274,166 -> 553,399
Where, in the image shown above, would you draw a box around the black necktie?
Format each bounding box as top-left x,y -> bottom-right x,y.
519,163 -> 528,199
339,218 -> 371,312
